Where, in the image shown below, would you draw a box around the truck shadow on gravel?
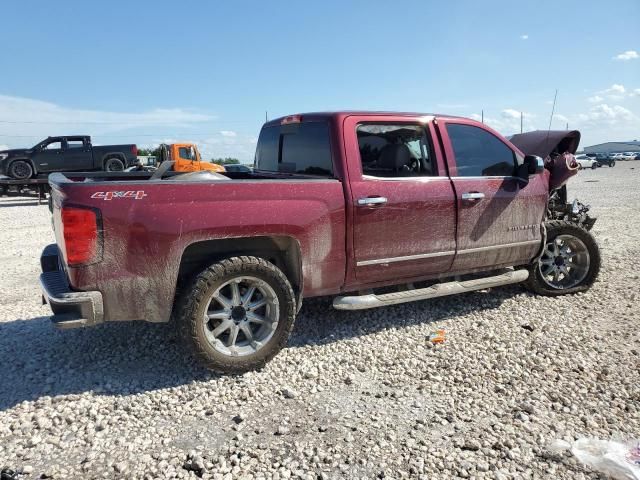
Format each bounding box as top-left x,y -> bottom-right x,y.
0,287 -> 519,410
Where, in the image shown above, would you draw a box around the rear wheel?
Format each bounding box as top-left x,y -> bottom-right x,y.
591,162 -> 598,169
525,220 -> 600,296
609,160 -> 615,167
176,256 -> 296,373
8,160 -> 33,180
104,157 -> 125,172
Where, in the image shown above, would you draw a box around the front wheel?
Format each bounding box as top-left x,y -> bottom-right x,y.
176,256 -> 296,373
9,160 -> 33,180
609,161 -> 615,167
525,220 -> 600,296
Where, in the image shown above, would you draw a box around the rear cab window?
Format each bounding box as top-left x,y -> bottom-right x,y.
254,121 -> 334,176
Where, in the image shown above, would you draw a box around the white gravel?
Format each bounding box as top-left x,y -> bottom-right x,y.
0,164 -> 639,479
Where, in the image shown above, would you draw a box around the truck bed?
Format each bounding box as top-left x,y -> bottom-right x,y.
47,170 -> 347,323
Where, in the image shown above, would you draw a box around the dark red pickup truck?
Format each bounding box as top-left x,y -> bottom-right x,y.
40,112 -> 600,372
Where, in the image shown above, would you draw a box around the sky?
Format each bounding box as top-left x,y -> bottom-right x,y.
0,0 -> 638,160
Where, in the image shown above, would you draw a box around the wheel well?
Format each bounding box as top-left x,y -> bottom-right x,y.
102,154 -> 126,166
9,158 -> 36,174
176,236 -> 302,296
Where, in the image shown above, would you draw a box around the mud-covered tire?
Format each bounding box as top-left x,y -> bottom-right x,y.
8,160 -> 33,180
176,256 -> 296,374
104,157 -> 125,172
525,220 -> 600,296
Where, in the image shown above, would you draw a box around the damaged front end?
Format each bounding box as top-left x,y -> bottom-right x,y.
547,186 -> 596,231
509,129 -> 596,230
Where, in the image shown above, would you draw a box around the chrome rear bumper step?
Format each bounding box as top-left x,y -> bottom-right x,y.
333,269 -> 529,310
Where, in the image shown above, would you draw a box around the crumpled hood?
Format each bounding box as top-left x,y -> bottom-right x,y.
509,130 -> 581,158
509,130 -> 582,192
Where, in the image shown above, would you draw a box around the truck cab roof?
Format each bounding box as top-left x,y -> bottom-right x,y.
264,111 -> 465,127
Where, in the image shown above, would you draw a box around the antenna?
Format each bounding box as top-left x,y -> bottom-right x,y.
546,89 -> 558,140
543,89 -> 559,155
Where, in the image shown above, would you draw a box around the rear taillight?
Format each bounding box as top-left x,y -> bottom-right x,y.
61,206 -> 101,266
132,145 -> 138,156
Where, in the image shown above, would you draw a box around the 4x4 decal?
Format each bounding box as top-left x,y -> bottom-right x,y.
91,191 -> 147,200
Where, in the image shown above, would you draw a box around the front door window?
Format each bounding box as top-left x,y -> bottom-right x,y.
445,124 -> 516,177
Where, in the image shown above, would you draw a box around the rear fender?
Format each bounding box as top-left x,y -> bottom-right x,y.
176,235 -> 303,301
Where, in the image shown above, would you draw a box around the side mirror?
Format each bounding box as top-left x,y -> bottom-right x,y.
515,155 -> 544,184
525,155 -> 545,174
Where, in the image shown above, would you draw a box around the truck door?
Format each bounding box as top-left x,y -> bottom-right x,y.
345,116 -> 457,284
31,138 -> 64,172
175,145 -> 197,172
438,119 -> 547,272
62,137 -> 94,171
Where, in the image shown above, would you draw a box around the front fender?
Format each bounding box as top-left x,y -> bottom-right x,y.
6,157 -> 37,175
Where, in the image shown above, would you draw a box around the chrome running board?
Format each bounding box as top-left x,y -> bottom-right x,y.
333,269 -> 529,310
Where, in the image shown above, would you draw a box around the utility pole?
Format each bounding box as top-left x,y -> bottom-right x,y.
481,109 -> 484,124
265,111 -> 268,122
566,122 -> 569,130
520,111 -> 523,134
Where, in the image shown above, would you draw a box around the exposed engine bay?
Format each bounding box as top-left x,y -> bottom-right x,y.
510,130 -> 596,230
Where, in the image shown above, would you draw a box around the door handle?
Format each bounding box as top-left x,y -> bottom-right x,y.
461,192 -> 485,201
357,196 -> 388,207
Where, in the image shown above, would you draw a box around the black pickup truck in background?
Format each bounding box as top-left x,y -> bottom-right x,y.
0,136 -> 137,179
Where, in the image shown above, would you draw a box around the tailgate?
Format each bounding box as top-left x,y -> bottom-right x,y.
47,172 -> 149,270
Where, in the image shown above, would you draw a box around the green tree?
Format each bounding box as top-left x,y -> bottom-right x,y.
137,146 -> 163,157
211,157 -> 241,165
136,147 -> 153,156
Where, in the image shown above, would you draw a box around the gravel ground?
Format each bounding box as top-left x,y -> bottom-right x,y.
0,164 -> 639,480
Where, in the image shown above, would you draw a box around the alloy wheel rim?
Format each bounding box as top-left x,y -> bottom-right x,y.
538,234 -> 590,289
202,276 -> 279,357
13,163 -> 30,178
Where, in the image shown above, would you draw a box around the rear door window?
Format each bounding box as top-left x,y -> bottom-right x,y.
255,121 -> 333,176
66,138 -> 85,149
356,124 -> 435,177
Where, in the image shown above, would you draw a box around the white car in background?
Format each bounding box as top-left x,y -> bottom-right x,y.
622,152 -> 638,160
575,154 -> 598,169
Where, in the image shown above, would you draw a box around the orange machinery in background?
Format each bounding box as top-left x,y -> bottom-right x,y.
159,143 -> 226,173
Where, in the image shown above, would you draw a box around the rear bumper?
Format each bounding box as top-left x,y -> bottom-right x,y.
40,244 -> 104,329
